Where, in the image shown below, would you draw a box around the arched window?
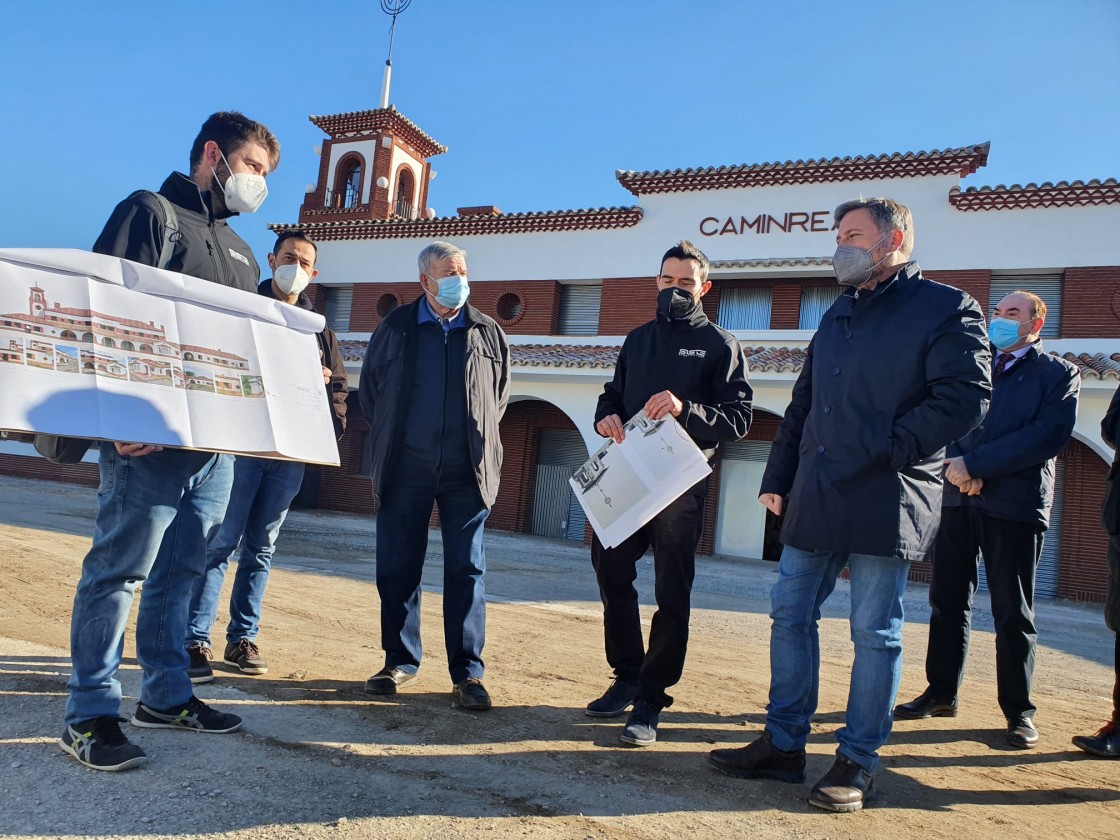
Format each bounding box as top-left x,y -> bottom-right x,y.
394,168 -> 415,218
121,341 -> 135,351
101,337 -> 116,348
340,160 -> 362,208
59,330 -> 76,340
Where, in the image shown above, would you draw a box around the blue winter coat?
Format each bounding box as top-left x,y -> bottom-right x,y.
760,262 -> 991,561
944,342 -> 1079,530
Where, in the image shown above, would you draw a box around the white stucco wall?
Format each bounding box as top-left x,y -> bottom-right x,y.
309,171 -> 1120,286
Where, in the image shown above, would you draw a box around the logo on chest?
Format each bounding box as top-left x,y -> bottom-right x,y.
227,248 -> 251,266
678,348 -> 706,358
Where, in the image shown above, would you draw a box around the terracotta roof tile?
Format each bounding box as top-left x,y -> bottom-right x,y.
1060,352 -> 1120,380
308,106 -> 446,157
616,143 -> 990,196
712,257 -> 832,270
269,206 -> 643,241
949,179 -> 1120,211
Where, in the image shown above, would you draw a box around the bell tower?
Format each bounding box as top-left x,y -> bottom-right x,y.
297,0 -> 446,226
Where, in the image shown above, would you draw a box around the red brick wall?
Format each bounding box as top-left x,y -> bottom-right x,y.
1062,267 -> 1120,338
316,392 -> 374,514
925,269 -> 991,310
470,281 -> 560,335
0,452 -> 98,487
770,286 -> 801,329
599,278 -> 655,335
701,283 -> 720,324
1058,439 -> 1111,602
351,283 -> 422,332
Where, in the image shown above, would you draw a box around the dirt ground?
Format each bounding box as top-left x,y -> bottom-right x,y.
0,473 -> 1117,840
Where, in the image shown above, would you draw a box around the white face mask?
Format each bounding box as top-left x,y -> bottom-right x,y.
273,263 -> 310,296
212,148 -> 267,214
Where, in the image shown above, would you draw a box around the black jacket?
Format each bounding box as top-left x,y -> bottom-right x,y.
595,299 -> 753,462
761,263 -> 990,561
359,297 -> 510,509
945,342 -> 1079,530
1100,385 -> 1120,536
258,279 -> 348,439
93,172 -> 260,294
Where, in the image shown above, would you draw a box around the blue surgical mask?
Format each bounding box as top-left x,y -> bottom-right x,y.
428,273 -> 470,310
988,317 -> 1024,351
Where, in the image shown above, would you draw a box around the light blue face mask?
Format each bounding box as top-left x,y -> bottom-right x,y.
988,317 -> 1024,350
428,274 -> 470,310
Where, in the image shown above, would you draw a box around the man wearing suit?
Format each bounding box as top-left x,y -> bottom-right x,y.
895,290 -> 1080,749
1072,384 -> 1120,758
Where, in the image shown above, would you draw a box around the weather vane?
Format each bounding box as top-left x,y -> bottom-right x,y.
379,0 -> 411,108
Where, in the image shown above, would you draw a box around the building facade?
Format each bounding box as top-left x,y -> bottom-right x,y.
3,104 -> 1118,604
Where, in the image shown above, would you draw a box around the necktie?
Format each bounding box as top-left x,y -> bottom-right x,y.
993,352 -> 1016,379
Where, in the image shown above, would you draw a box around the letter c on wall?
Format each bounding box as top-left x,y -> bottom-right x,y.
699,217 -> 719,237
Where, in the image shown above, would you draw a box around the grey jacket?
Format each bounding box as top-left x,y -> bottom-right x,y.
359,297 -> 510,509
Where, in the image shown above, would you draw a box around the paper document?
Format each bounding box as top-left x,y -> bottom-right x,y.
0,248 -> 340,466
570,410 -> 712,548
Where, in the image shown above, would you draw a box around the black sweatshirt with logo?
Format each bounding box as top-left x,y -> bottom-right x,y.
594,302 -> 753,461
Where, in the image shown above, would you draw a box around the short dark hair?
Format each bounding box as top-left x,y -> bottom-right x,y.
834,197 -> 914,258
189,111 -> 281,174
273,231 -> 318,260
660,240 -> 710,283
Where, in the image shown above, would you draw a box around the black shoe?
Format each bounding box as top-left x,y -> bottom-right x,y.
59,716 -> 148,772
586,678 -> 639,718
1006,715 -> 1039,749
620,700 -> 660,747
132,696 -> 243,733
1072,722 -> 1120,758
364,667 -> 419,696
223,639 -> 268,675
808,755 -> 875,813
186,643 -> 214,685
893,689 -> 958,720
708,729 -> 807,782
452,678 -> 492,711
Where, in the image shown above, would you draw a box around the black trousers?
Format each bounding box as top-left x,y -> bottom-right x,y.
925,507 -> 1044,720
1107,534 -> 1120,721
591,491 -> 704,709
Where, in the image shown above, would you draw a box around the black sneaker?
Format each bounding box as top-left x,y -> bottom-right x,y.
223,639 -> 268,675
708,730 -> 807,782
60,716 -> 148,772
364,666 -> 419,695
452,678 -> 492,711
187,644 -> 214,684
132,696 -> 243,733
586,678 -> 639,718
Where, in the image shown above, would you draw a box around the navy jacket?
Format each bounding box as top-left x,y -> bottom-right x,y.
945,342 -> 1079,530
761,263 -> 990,561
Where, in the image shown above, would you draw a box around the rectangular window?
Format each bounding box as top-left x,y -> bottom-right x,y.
718,287 -> 773,330
323,286 -> 354,333
798,285 -> 842,330
558,283 -> 602,335
989,274 -> 1062,338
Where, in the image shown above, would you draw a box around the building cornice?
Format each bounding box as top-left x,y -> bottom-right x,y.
269,206 -> 644,241
615,142 -> 990,196
949,179 -> 1120,211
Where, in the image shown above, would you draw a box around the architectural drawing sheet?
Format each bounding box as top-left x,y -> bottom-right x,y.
570,410 -> 712,548
0,248 -> 339,465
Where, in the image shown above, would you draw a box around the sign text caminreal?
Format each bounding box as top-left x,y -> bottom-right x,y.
699,211 -> 837,237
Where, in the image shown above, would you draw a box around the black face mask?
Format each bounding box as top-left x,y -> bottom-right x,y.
657,287 -> 697,321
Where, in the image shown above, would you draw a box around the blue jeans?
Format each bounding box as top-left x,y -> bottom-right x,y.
65,444 -> 233,726
185,456 -> 305,647
765,545 -> 911,773
376,459 -> 489,684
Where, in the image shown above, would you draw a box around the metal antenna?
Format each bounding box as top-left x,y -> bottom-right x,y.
379,0 -> 412,108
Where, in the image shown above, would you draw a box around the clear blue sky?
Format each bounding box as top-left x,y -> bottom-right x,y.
1,0 -> 1117,264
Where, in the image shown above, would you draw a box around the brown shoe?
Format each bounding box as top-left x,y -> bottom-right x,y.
808,755 -> 875,812
708,730 -> 806,783
1072,722 -> 1119,758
